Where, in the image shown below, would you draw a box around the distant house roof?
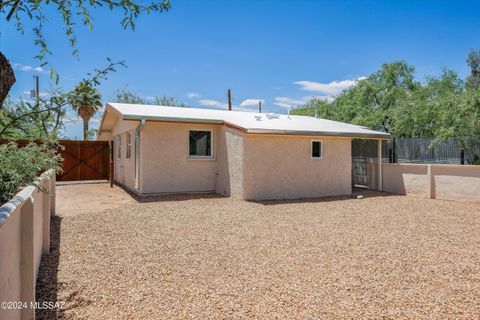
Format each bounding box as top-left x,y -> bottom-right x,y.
99,103 -> 391,139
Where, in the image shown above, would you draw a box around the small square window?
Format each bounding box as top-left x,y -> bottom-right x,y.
311,141 -> 322,159
189,130 -> 212,157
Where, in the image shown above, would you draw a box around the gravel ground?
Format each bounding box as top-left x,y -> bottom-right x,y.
37,188 -> 480,319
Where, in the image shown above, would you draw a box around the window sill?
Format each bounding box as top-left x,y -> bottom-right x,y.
187,156 -> 216,161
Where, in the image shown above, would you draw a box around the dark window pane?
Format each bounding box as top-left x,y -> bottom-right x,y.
189,131 -> 212,156
312,141 -> 321,158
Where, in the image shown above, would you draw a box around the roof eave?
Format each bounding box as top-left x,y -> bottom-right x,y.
123,115 -> 224,124
97,103 -> 125,140
245,129 -> 391,139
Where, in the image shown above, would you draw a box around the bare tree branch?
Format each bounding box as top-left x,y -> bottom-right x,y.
5,0 -> 20,21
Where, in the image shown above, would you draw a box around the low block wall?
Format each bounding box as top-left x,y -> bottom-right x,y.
0,170 -> 56,320
383,163 -> 480,202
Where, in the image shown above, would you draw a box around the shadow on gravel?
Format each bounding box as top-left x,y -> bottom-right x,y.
114,183 -> 225,203
132,193 -> 225,203
36,215 -> 62,320
249,191 -> 398,206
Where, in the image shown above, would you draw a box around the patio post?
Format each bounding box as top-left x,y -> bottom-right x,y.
377,139 -> 383,191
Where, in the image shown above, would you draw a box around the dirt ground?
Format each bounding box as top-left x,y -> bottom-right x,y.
55,182 -> 135,216
37,185 -> 480,319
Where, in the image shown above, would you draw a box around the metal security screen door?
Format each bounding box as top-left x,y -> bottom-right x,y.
352,157 -> 368,188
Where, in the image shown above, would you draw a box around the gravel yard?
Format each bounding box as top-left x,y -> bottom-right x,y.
37,185 -> 480,319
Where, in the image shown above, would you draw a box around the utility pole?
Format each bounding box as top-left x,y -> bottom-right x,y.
31,76 -> 39,104
259,100 -> 262,113
35,75 -> 39,104
227,89 -> 232,111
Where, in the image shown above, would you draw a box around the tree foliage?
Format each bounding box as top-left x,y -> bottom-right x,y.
0,96 -> 66,139
114,89 -> 189,107
292,57 -> 480,163
114,89 -> 145,104
0,142 -> 63,203
0,0 -> 170,87
466,49 -> 480,91
153,95 -> 189,107
293,59 -> 480,140
69,81 -> 102,141
0,59 -> 124,140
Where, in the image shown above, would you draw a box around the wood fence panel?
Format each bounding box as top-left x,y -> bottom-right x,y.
58,140 -> 110,181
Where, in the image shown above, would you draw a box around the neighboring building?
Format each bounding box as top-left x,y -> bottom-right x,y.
98,103 -> 390,200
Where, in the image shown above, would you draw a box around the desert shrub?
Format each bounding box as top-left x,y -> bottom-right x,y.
0,142 -> 63,204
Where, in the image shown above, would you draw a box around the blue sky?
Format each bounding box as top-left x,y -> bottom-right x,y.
2,0 -> 480,139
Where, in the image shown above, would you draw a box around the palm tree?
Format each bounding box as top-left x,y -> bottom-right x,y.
70,81 -> 102,140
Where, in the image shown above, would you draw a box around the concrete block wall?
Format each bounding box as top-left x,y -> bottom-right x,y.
0,170 -> 56,320
383,163 -> 480,202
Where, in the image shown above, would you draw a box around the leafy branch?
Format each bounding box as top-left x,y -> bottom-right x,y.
0,59 -> 126,138
1,0 -> 169,82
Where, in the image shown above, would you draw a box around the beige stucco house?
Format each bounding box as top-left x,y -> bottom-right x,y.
98,103 -> 390,200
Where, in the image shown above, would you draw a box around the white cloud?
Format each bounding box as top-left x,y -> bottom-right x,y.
22,90 -> 50,98
239,98 -> 264,107
273,96 -> 310,108
186,92 -> 201,99
198,99 -> 228,109
13,63 -> 44,73
294,77 -> 366,96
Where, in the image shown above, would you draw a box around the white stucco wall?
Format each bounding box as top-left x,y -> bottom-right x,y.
215,126 -> 244,198
242,135 -> 352,200
433,165 -> 480,201
139,122 -> 220,194
383,163 -> 480,202
382,163 -> 429,197
0,171 -> 55,320
108,120 -> 355,200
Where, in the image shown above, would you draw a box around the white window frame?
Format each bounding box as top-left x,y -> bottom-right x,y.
126,132 -> 131,159
187,129 -> 214,159
117,135 -> 122,159
311,140 -> 323,160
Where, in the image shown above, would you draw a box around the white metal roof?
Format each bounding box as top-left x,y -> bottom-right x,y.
101,102 -> 391,139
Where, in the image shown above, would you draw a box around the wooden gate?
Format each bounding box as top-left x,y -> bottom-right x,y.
1,139 -> 111,182
58,140 -> 110,181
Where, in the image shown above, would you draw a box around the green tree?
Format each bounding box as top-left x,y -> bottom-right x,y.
292,55 -> 480,163
466,49 -> 480,91
114,90 -> 189,107
0,0 -> 171,106
0,60 -> 124,140
433,88 -> 480,164
114,90 -> 145,104
293,61 -> 419,135
69,82 -> 102,141
0,96 -> 66,139
153,95 -> 189,107
392,69 -> 463,138
0,142 -> 62,203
